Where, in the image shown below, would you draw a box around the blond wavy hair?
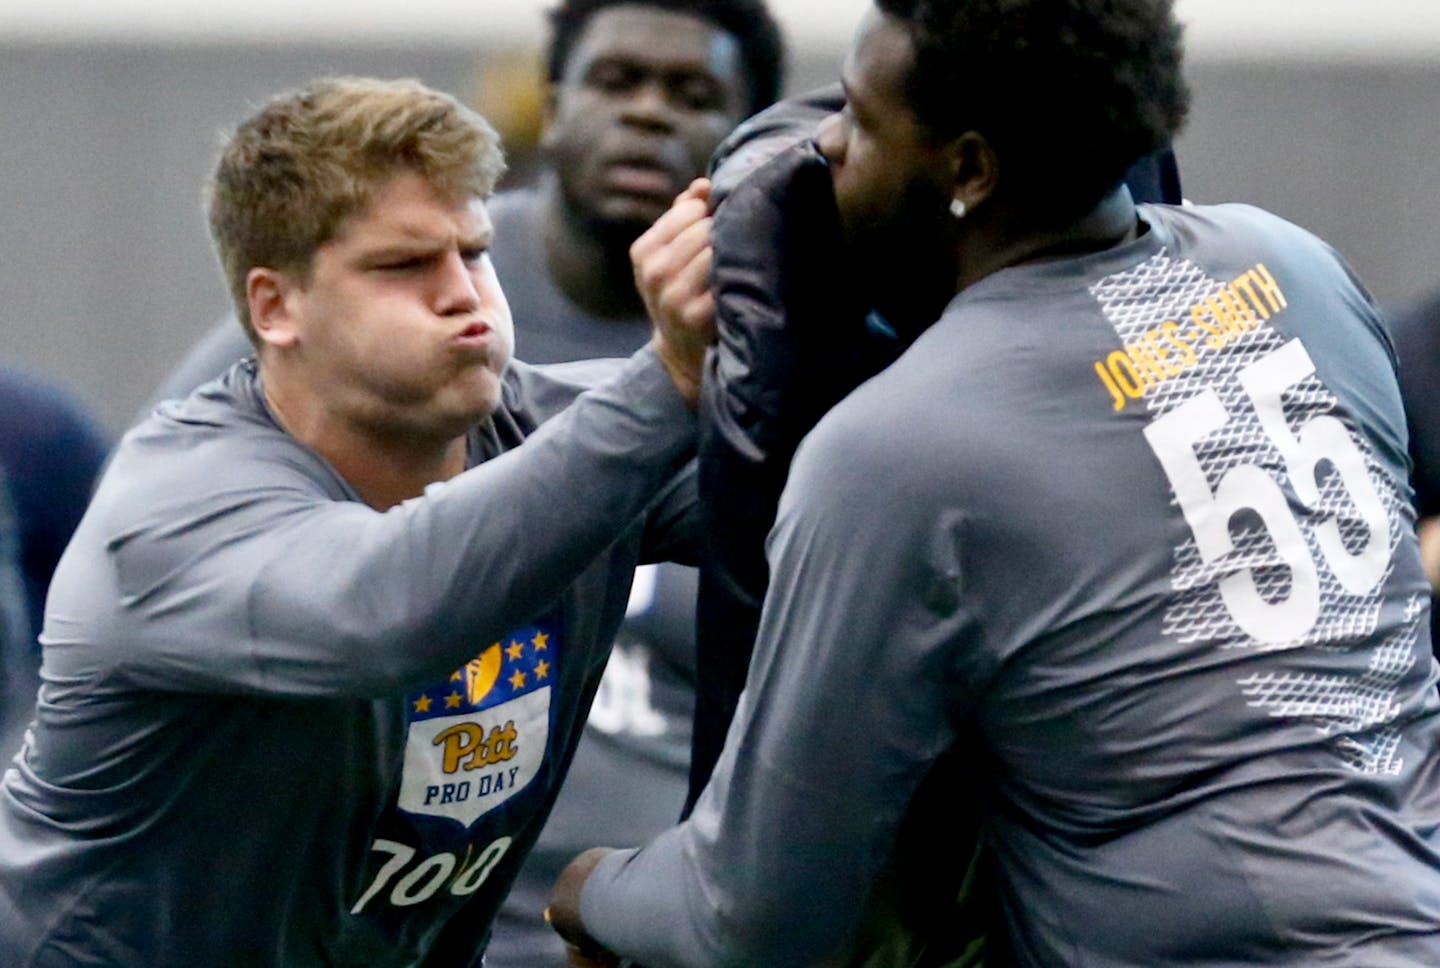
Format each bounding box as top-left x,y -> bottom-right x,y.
206,76 -> 507,341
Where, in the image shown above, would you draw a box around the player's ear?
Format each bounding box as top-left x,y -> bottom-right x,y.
247,267 -> 303,350
946,131 -> 1000,218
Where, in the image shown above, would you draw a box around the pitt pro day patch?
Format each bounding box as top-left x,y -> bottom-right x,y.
397,620 -> 556,827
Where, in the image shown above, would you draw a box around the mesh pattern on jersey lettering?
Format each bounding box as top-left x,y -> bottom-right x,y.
1090,250 -> 1413,774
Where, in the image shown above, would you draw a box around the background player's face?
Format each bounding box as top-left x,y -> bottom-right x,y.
282,172 -> 515,442
544,4 -> 750,233
817,7 -> 958,329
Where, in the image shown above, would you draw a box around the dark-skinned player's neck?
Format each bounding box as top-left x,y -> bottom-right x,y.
954,185 -> 1140,293
541,179 -> 648,320
259,373 -> 468,512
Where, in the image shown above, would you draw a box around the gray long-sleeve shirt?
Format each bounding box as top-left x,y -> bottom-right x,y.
135,187 -> 705,968
0,348 -> 696,967
581,203 -> 1440,967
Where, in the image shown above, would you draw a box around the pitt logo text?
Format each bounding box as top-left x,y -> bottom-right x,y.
397,622 -> 555,828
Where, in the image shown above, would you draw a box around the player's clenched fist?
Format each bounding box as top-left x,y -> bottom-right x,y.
545,847 -> 619,967
634,178 -> 716,408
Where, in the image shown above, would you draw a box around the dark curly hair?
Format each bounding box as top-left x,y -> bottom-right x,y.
875,0 -> 1189,222
547,0 -> 786,118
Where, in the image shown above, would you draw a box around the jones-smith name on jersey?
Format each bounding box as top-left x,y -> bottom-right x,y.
1094,262 -> 1289,411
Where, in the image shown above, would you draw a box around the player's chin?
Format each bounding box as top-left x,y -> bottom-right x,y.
442,382 -> 500,424
447,371 -> 505,423
421,399 -> 498,446
591,197 -> 668,237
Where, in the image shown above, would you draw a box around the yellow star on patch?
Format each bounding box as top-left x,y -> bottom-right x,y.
413,694 -> 433,713
509,669 -> 527,690
532,631 -> 550,651
535,660 -> 550,680
445,691 -> 463,708
507,640 -> 525,662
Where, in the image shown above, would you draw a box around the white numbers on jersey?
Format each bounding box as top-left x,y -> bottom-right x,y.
350,835 -> 512,914
1143,338 -> 1389,644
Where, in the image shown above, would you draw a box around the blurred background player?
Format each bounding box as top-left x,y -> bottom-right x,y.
0,361 -> 109,758
0,471 -> 32,758
1388,287 -> 1440,652
141,2 -> 784,964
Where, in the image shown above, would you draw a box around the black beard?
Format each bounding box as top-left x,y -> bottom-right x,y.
866,247 -> 957,342
847,187 -> 957,343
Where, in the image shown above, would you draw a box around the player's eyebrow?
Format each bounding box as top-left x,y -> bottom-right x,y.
370,219 -> 494,254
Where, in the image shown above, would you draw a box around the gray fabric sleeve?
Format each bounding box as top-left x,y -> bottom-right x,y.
579,410 -> 968,967
637,461 -> 700,567
101,349 -> 696,697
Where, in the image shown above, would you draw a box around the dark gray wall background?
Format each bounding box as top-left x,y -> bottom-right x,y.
2,43 -> 1437,437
